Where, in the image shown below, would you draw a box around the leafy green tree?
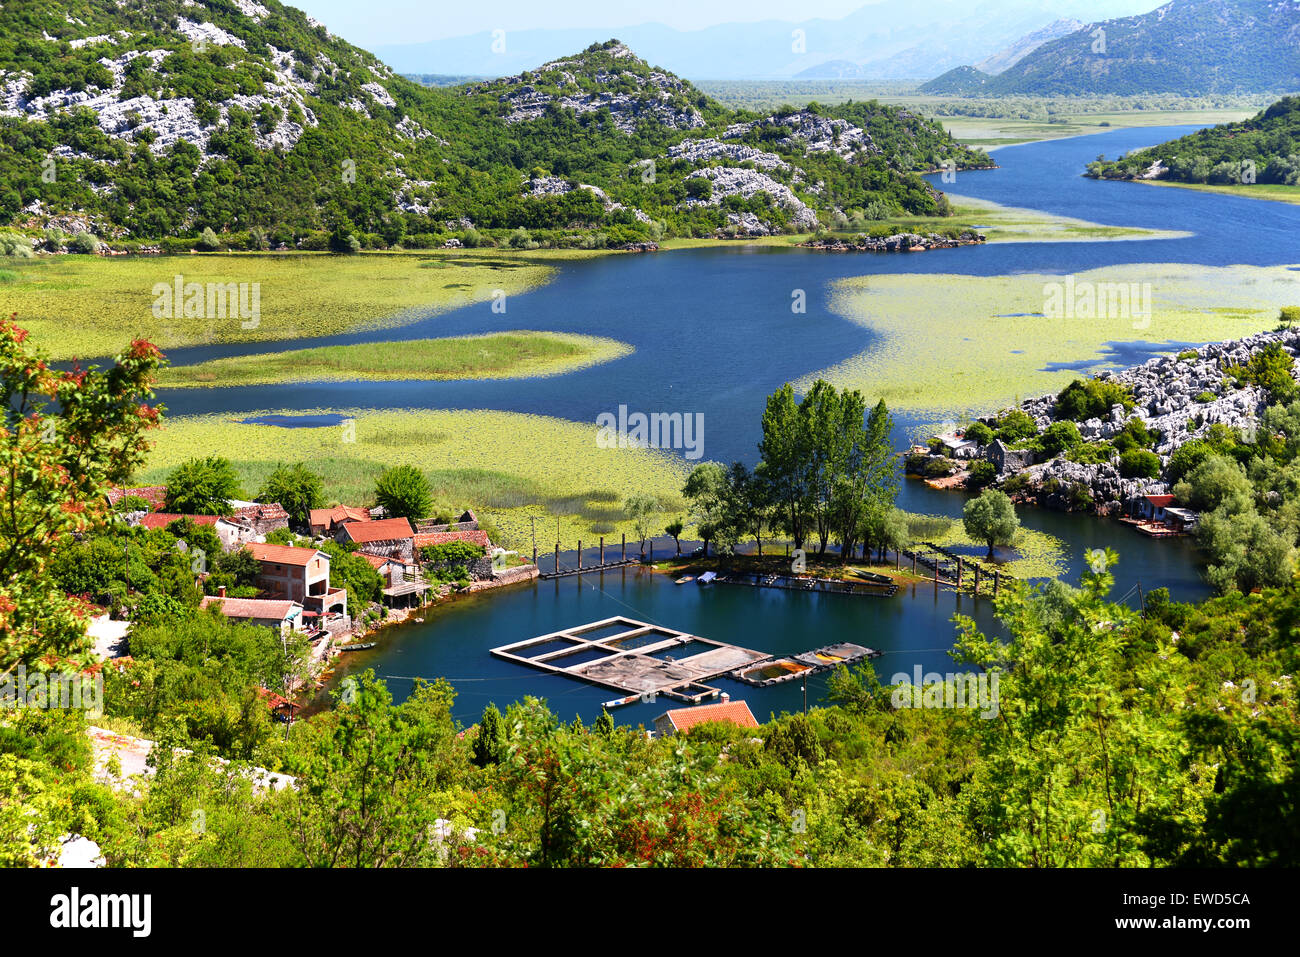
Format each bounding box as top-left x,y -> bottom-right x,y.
664,518 -> 684,555
472,703 -> 507,768
257,462 -> 325,528
0,320 -> 161,673
164,456 -> 242,515
623,493 -> 659,556
682,462 -> 729,557
963,489 -> 1020,559
374,464 -> 432,521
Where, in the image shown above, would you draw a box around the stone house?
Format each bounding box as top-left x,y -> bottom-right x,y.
339,517 -> 417,564
414,529 -> 495,580
229,501 -> 290,536
308,505 -> 371,537
988,439 -> 1034,475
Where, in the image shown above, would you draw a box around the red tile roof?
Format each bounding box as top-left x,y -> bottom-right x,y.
413,529 -> 491,550
1145,494 -> 1176,507
246,542 -> 325,567
233,502 -> 289,521
341,517 -> 414,543
658,700 -> 759,734
106,485 -> 167,507
309,505 -> 370,528
139,512 -> 224,530
200,596 -> 301,621
360,554 -> 399,570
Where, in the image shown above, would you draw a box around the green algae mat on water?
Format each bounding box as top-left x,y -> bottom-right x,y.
0,252 -> 558,360
156,331 -> 632,388
139,408 -> 691,550
799,264 -> 1300,420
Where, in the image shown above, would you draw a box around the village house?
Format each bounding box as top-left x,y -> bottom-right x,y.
933,430 -> 981,460
308,505 -> 371,537
245,542 -> 348,621
106,485 -> 168,510
229,501 -> 291,537
414,529 -> 496,580
199,592 -> 304,636
360,554 -> 432,607
1129,493 -> 1199,534
339,516 -> 417,563
137,512 -> 260,551
653,695 -> 759,738
413,509 -> 480,534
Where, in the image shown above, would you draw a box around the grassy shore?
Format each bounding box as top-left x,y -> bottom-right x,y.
156,331 -> 632,388
649,507 -> 1066,581
1134,180 -> 1300,207
799,263 -> 1300,419
0,251 -> 565,360
138,407 -> 690,549
946,195 -> 1188,243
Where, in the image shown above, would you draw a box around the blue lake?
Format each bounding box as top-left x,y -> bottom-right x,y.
150,126 -> 1299,725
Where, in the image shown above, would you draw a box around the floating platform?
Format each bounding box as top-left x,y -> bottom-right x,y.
713,570 -> 899,598
732,641 -> 880,687
491,616 -> 769,706
539,559 -> 641,580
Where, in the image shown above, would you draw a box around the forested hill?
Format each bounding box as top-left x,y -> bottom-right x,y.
0,1 -> 988,249
1085,96 -> 1300,183
922,0 -> 1300,96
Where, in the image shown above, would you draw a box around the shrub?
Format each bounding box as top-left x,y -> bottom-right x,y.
1053,378 -> 1135,421
1119,449 -> 1161,479
196,227 -> 221,251
68,232 -> 100,254
994,409 -> 1037,442
1040,421 -> 1083,457
966,460 -> 997,488
964,421 -> 994,445
923,457 -> 955,478
1067,442 -> 1114,465
1195,391 -> 1216,403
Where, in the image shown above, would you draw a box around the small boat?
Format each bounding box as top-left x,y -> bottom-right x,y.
697,571 -> 718,585
675,575 -> 695,585
338,642 -> 376,652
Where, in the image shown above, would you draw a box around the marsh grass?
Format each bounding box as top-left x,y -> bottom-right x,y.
139,408 -> 692,549
802,263 -> 1300,417
156,331 -> 632,388
1,252 -> 557,359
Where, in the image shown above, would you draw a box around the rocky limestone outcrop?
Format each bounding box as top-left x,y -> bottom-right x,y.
955,329 -> 1300,512
679,167 -> 818,232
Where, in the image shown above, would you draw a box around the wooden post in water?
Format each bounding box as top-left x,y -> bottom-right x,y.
554,542 -> 559,573
896,548 -> 900,570
912,551 -> 917,575
577,541 -> 582,570
600,536 -> 605,565
621,534 -> 626,562
994,570 -> 1000,596
933,556 -> 938,584
956,558 -> 962,590
974,564 -> 981,596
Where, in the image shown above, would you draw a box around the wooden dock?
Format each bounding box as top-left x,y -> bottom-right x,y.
731,642 -> 880,687
539,559 -> 641,580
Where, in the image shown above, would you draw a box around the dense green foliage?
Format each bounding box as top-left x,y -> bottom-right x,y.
1088,97 -> 1300,184
0,4 -> 986,246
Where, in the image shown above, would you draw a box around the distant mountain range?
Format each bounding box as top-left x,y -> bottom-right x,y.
922,0 -> 1300,95
372,1 -> 1154,81
973,18 -> 1086,75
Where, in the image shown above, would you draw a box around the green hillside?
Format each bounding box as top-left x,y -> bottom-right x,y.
0,1 -> 988,249
1086,96 -> 1300,184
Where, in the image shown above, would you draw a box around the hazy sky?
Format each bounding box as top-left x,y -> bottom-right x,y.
289,0 -> 875,46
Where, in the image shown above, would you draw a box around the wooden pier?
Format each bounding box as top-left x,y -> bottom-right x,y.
540,559 -> 641,580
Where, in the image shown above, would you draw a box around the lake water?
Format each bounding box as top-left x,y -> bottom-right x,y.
155,126 -> 1299,725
